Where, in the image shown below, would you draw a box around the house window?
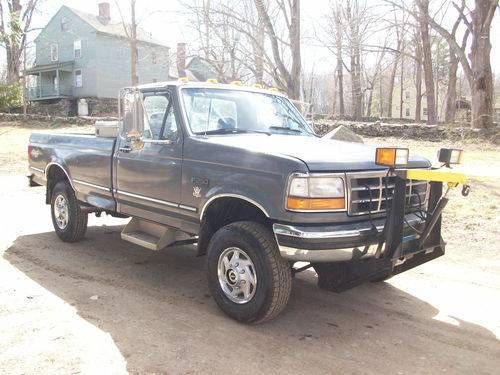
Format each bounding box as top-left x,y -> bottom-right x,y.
423,107 -> 428,116
74,40 -> 81,59
50,44 -> 58,62
60,16 -> 67,31
152,52 -> 157,64
405,108 -> 410,117
74,69 -> 83,88
405,91 -> 410,99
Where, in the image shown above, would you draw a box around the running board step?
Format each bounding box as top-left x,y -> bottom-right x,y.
121,217 -> 191,251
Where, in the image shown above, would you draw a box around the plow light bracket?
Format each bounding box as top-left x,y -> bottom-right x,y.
397,169 -> 468,189
438,148 -> 463,165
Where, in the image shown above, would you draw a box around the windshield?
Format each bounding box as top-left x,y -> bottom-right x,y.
181,88 -> 315,136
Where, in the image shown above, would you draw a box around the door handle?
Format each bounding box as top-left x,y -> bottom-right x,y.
119,145 -> 132,153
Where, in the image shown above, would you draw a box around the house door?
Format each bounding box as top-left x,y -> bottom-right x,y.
53,75 -> 59,94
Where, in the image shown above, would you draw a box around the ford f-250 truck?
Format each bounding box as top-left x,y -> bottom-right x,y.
28,81 -> 468,323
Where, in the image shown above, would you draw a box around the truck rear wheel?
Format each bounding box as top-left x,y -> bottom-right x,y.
50,181 -> 88,243
207,221 -> 292,323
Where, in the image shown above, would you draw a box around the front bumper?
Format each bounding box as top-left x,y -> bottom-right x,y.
273,213 -> 426,262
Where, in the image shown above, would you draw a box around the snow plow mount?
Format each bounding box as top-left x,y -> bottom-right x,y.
322,167 -> 468,293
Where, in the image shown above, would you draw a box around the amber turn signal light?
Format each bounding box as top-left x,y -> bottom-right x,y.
375,147 -> 409,167
286,197 -> 345,211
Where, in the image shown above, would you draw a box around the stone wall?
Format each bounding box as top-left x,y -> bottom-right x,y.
86,98 -> 118,117
0,112 -> 96,125
28,97 -> 118,117
28,99 -> 76,117
313,121 -> 500,144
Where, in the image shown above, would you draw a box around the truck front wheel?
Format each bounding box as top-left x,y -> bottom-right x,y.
50,181 -> 88,242
207,221 -> 292,323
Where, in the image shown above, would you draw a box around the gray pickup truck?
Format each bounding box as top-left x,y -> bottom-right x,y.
28,81 -> 467,323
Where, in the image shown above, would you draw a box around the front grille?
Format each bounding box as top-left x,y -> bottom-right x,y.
347,171 -> 429,216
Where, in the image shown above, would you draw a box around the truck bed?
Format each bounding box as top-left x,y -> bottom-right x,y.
29,132 -> 117,211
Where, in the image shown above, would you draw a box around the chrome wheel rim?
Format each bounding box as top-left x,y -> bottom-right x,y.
53,194 -> 69,229
218,247 -> 257,304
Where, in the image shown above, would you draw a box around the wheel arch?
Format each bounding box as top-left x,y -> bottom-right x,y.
45,162 -> 75,204
197,195 -> 272,256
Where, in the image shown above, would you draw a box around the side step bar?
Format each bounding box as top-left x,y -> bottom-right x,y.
121,217 -> 193,251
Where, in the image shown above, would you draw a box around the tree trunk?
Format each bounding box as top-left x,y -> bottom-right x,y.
418,0 -> 437,125
399,44 -> 404,119
415,36 -> 422,122
5,0 -> 22,83
334,9 -> 345,117
337,59 -> 345,117
288,0 -> 301,100
387,54 -> 398,118
470,0 -> 495,129
350,51 -> 363,120
444,53 -> 458,123
366,86 -> 373,118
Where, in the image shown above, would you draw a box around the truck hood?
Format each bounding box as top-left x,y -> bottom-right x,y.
201,134 -> 431,171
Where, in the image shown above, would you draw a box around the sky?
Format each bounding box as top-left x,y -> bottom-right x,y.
13,0 -> 500,76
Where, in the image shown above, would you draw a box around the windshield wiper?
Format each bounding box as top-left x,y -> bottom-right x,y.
268,126 -> 303,134
198,128 -> 271,136
200,128 -> 250,135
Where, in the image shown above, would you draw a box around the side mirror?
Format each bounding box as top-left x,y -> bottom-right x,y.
120,88 -> 145,141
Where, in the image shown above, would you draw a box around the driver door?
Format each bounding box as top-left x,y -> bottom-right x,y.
115,90 -> 183,221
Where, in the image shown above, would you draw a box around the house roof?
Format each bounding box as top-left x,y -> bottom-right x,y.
51,5 -> 167,47
169,56 -> 218,81
25,61 -> 74,74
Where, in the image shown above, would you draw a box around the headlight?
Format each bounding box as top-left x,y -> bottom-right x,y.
375,147 -> 409,167
286,175 -> 345,211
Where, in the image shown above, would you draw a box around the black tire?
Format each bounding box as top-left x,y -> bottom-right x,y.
370,273 -> 393,283
207,221 -> 292,323
50,181 -> 88,242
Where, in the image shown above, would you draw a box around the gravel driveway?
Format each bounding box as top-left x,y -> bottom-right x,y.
1,126 -> 499,374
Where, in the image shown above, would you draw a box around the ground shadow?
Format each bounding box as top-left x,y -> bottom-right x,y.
4,226 -> 500,374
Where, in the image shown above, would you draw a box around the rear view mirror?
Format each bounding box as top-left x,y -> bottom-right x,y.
120,88 -> 145,140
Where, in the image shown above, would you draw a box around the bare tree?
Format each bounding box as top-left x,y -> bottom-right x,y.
414,27 -> 423,121
417,0 -> 437,124
444,2 -> 470,123
326,2 -> 345,117
183,0 -> 257,83
254,0 -> 302,99
116,0 -> 138,85
428,0 -> 497,128
0,0 -> 39,83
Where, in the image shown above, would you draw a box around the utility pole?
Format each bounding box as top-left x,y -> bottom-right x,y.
130,0 -> 138,85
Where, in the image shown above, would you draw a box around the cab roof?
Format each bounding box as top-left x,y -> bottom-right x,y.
135,80 -> 288,97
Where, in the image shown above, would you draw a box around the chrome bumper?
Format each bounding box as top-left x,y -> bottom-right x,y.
273,213 -> 425,263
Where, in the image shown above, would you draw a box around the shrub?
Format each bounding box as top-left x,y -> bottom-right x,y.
0,83 -> 22,112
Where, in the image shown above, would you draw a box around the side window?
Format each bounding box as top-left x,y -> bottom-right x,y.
143,93 -> 177,141
74,40 -> 81,59
50,44 -> 58,62
161,106 -> 178,141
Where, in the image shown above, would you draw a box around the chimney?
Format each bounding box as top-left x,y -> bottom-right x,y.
98,2 -> 111,25
177,43 -> 186,78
